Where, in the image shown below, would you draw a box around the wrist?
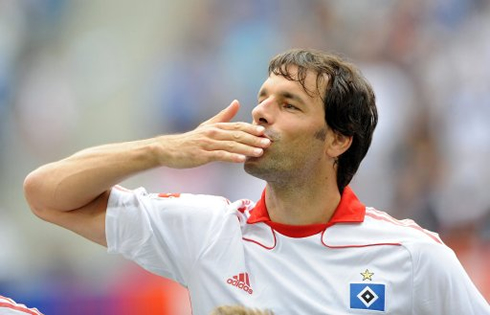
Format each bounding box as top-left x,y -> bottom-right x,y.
149,135 -> 177,168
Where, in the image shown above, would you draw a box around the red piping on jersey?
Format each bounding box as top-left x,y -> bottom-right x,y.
321,240 -> 402,248
242,226 -> 277,250
0,297 -> 14,304
247,186 -> 365,238
0,303 -> 42,315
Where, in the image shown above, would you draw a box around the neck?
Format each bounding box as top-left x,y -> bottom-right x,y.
265,175 -> 341,225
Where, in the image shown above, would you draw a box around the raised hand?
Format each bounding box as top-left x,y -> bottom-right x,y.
159,100 -> 271,169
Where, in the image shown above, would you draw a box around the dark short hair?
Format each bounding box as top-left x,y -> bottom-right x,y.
268,49 -> 378,193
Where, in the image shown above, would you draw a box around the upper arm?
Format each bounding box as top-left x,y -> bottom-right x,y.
410,242 -> 490,314
23,161 -> 112,247
105,189 -> 233,284
29,189 -> 110,247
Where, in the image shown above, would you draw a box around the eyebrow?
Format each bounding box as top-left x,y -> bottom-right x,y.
257,88 -> 306,105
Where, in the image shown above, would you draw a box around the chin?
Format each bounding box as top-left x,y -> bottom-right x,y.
243,158 -> 274,181
244,157 -> 257,170
243,158 -> 262,176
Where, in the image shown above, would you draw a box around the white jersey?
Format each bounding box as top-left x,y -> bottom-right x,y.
0,296 -> 43,315
106,186 -> 490,315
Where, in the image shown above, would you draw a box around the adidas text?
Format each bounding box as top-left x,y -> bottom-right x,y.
227,278 -> 253,295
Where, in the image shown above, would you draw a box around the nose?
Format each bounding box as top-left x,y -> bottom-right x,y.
252,97 -> 275,125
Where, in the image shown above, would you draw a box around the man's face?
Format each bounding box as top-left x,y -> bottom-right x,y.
244,67 -> 331,184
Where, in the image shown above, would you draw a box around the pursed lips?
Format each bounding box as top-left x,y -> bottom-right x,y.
262,130 -> 278,143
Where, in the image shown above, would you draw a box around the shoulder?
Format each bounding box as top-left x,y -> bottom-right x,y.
0,296 -> 43,315
109,185 -> 255,220
323,207 -> 443,247
364,207 -> 443,244
110,185 -> 230,210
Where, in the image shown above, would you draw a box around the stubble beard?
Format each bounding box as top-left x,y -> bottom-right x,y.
244,154 -> 277,182
244,126 -> 328,185
243,145 -> 299,186
244,129 -> 283,181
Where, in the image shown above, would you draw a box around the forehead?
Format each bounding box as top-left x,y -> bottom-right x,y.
260,65 -> 327,99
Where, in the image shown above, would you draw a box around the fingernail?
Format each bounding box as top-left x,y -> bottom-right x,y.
261,138 -> 271,145
254,148 -> 263,156
256,126 -> 265,133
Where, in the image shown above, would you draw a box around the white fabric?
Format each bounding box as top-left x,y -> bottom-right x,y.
0,296 -> 43,315
106,186 -> 490,315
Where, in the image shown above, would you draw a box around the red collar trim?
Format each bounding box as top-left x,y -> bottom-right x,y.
247,186 -> 366,238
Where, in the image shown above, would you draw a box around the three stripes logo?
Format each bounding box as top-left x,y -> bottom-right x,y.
226,272 -> 253,295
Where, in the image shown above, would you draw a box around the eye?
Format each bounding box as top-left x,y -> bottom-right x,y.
283,103 -> 299,110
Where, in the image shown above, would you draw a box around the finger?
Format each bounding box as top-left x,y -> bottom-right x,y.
207,128 -> 271,148
206,140 -> 265,157
206,150 -> 247,164
202,100 -> 240,125
214,121 -> 266,137
197,124 -> 270,148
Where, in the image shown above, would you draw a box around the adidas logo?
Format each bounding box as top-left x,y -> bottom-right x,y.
226,272 -> 253,295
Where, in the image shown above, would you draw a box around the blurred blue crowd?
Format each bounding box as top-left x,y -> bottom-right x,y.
0,0 -> 489,313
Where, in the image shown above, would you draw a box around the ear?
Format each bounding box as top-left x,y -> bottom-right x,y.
325,129 -> 353,159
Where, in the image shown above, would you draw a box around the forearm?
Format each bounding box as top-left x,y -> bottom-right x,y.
24,137 -> 161,213
24,100 -> 269,215
23,101 -> 268,245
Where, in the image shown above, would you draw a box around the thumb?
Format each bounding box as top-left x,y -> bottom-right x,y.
202,100 -> 240,125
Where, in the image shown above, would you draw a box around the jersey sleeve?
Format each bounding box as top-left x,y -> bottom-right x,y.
0,296 -> 44,315
408,242 -> 490,314
105,186 -> 232,286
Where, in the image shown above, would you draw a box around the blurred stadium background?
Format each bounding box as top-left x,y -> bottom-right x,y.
0,0 -> 489,314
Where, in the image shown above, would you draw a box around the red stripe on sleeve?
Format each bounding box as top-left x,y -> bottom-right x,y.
0,302 -> 43,315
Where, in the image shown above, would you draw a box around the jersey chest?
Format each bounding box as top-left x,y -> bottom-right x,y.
191,232 -> 414,314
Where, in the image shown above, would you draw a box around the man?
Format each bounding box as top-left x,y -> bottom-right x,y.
24,49 -> 489,314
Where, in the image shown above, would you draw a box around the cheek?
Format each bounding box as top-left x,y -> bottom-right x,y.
282,133 -> 322,155
314,127 -> 328,141
287,126 -> 328,145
